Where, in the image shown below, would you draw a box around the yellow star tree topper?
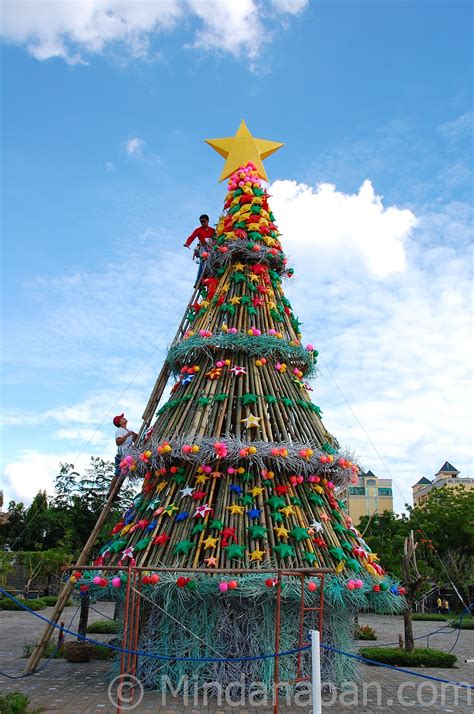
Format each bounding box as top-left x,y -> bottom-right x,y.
205,120 -> 284,182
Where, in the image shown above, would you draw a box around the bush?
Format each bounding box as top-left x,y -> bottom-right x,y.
91,643 -> 115,660
0,597 -> 47,611
450,618 -> 474,630
0,692 -> 41,713
22,640 -> 62,659
359,647 -> 457,668
412,613 -> 447,621
87,619 -> 120,634
356,625 -> 377,640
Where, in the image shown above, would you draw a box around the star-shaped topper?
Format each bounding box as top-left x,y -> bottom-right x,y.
205,120 -> 284,182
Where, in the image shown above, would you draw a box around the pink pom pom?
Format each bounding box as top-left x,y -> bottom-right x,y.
219,582 -> 228,592
308,475 -> 317,483
229,327 -> 238,334
347,580 -> 356,590
216,360 -> 224,367
93,576 -> 101,585
327,481 -> 334,489
182,445 -> 192,454
268,329 -> 277,336
306,344 -> 314,351
227,467 -> 236,474
203,465 -> 212,474
354,579 -> 363,589
112,577 -> 121,588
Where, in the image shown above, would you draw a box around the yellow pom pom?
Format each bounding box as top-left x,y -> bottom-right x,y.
69,576 -> 76,584
255,360 -> 262,367
237,467 -> 245,474
191,445 -> 200,453
225,359 -> 231,366
195,366 -> 200,372
248,446 -> 257,454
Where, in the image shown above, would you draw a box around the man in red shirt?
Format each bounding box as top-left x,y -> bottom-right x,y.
183,214 -> 216,286
183,214 -> 216,248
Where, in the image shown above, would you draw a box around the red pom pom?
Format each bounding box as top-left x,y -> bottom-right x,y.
228,579 -> 238,590
176,576 -> 188,588
265,578 -> 275,588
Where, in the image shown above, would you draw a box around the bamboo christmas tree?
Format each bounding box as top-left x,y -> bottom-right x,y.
77,121 -> 405,692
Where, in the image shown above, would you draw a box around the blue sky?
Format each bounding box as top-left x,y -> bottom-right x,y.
1,0 -> 472,512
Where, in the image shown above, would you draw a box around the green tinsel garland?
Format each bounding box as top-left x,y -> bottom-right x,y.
166,333 -> 318,376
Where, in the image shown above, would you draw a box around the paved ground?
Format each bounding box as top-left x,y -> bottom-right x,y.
0,603 -> 473,713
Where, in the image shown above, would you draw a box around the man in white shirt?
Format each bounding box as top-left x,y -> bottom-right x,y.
113,414 -> 138,480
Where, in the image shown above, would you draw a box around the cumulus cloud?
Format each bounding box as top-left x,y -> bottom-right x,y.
270,179 -> 418,278
273,180 -> 473,508
0,0 -> 309,63
3,450 -> 92,504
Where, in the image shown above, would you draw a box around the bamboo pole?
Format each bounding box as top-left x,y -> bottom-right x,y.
24,472 -> 128,673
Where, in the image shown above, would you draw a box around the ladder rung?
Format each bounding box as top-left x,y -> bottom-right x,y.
302,606 -> 321,612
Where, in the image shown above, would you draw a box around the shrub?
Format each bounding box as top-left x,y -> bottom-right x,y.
356,625 -> 377,640
22,640 -> 61,659
359,647 -> 457,668
412,613 -> 447,621
87,619 -> 120,634
91,643 -> 115,660
450,618 -> 474,630
0,692 -> 41,713
0,597 -> 47,611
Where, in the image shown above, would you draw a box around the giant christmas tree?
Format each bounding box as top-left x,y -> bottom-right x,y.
85,122 -> 404,692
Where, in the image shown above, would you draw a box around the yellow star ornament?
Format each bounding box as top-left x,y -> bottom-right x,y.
241,413 -> 261,429
205,120 -> 284,182
249,548 -> 266,562
203,536 -> 218,550
227,504 -> 245,515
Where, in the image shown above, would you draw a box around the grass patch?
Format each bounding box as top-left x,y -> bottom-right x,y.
0,692 -> 42,713
87,619 -> 120,634
359,647 -> 457,668
450,618 -> 474,630
356,625 -> 377,640
412,613 -> 447,621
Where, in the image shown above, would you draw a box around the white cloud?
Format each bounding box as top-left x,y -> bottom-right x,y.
437,112 -> 472,139
3,450 -> 92,504
0,0 -> 308,63
270,179 -> 418,278
273,180 -> 473,509
125,136 -> 144,156
105,160 -> 116,172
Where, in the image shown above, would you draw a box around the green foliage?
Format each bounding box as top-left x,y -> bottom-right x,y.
22,639 -> 61,659
0,597 -> 48,611
356,624 -> 377,640
357,486 -> 474,597
449,618 -> 474,629
0,457 -> 135,556
359,647 -> 457,668
0,692 -> 41,714
357,511 -> 410,579
87,619 -> 120,634
411,613 -> 447,621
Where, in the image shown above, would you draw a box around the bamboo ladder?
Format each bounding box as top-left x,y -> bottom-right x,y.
24,278 -> 203,674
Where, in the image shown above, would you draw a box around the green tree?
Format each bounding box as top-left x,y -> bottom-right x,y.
357,510 -> 410,578
407,485 -> 474,601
